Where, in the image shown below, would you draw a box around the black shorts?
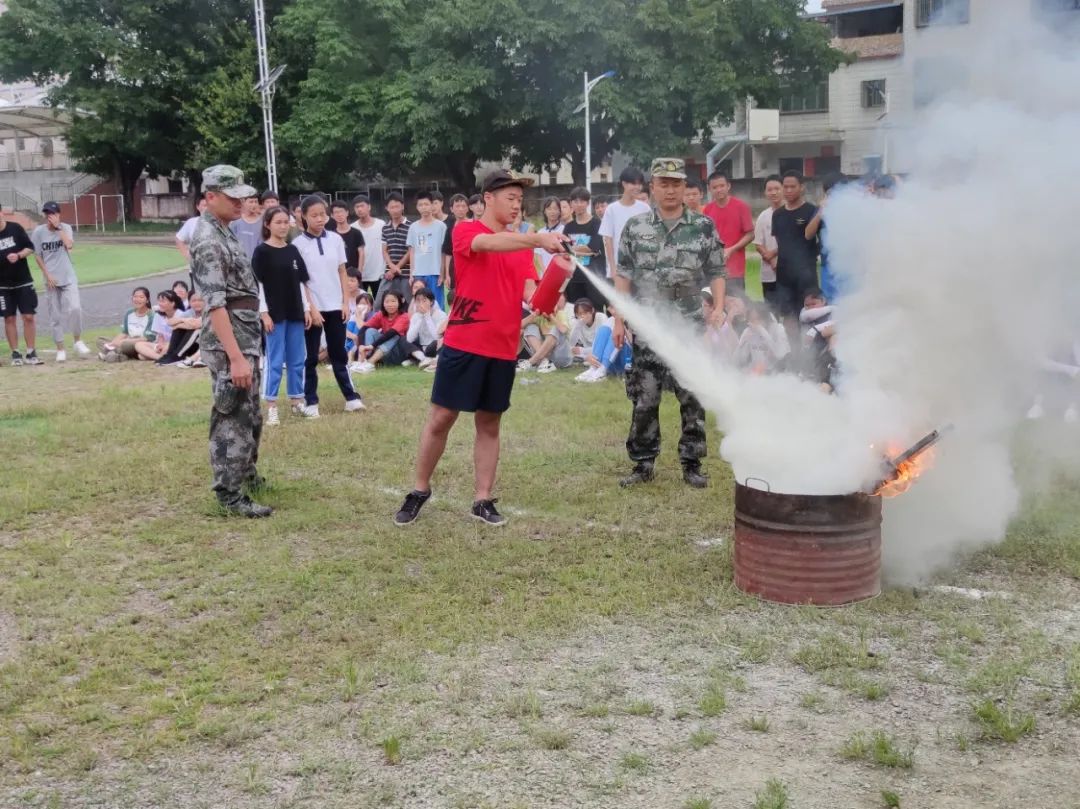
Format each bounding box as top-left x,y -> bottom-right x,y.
0,285 -> 37,318
431,346 -> 516,413
772,280 -> 815,317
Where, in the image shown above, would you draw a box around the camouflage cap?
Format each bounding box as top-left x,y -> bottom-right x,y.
201,164 -> 258,199
481,169 -> 536,194
650,157 -> 687,180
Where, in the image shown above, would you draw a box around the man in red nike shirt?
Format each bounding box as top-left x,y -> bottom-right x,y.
703,170 -> 754,296
394,170 -> 569,527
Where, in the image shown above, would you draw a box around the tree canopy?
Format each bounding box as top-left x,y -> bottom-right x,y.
0,0 -> 843,213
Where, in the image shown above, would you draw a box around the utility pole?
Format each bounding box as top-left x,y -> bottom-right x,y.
253,0 -> 284,193
574,70 -> 615,194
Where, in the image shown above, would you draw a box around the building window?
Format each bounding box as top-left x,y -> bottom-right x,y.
916,0 -> 970,27
862,80 -> 887,109
779,80 -> 829,114
779,157 -> 805,175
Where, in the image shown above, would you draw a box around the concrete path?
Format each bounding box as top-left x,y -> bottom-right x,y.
78,268 -> 191,330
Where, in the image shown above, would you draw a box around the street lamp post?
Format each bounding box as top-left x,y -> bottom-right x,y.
575,70 -> 615,194
253,0 -> 285,193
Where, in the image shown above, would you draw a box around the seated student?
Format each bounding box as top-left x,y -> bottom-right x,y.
574,304 -> 632,383
1026,338 -> 1080,423
702,288 -> 741,363
518,302 -> 572,373
133,290 -> 184,362
734,302 -> 790,374
353,290 -> 410,373
346,291 -> 374,364
567,298 -> 608,362
172,280 -> 191,311
402,287 -> 447,369
406,277 -> 429,314
98,286 -> 155,361
799,287 -> 837,392
156,291 -> 205,365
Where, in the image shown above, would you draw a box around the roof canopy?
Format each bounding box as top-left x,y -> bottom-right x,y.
0,104 -> 73,140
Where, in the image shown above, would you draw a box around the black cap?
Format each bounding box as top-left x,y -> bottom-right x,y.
42,201 -> 61,214
481,169 -> 535,194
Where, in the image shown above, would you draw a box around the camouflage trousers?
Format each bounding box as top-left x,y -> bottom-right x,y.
624,344 -> 706,465
204,349 -> 263,502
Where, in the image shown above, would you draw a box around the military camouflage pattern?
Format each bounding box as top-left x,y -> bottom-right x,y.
189,203 -> 264,504
204,349 -> 263,503
189,212 -> 262,357
649,156 -> 687,179
624,344 -> 706,464
201,164 -> 258,199
616,206 -> 726,320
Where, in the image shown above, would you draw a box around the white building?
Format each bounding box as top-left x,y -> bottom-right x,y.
702,0 -> 1080,181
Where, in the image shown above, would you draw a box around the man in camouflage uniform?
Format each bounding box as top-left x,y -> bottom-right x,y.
189,165 -> 272,517
612,157 -> 727,488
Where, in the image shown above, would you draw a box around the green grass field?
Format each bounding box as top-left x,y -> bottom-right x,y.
0,362 -> 1077,807
71,244 -> 184,286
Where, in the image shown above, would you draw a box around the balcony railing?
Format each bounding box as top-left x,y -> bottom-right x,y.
0,152 -> 73,172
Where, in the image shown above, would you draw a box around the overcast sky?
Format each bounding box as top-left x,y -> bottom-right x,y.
806,0 -> 824,11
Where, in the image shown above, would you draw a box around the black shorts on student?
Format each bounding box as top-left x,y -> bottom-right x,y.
773,276 -> 817,317
0,285 -> 37,318
431,346 -> 516,414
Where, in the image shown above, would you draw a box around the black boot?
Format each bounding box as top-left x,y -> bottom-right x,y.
682,462 -> 708,489
218,494 -> 273,518
619,462 -> 655,488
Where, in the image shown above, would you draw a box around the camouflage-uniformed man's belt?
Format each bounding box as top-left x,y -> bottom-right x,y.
225,297 -> 260,311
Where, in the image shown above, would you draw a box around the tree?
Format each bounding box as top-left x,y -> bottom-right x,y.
0,0 -> 273,218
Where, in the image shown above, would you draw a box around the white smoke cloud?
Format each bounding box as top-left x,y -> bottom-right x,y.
584,5 -> 1080,583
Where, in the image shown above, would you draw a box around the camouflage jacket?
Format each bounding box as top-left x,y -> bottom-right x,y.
189,212 -> 261,357
616,206 -> 727,320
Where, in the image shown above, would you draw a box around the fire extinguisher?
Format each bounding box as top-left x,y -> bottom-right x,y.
529,254 -> 574,316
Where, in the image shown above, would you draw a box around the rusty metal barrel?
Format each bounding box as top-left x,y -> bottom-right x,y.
733,481 -> 882,606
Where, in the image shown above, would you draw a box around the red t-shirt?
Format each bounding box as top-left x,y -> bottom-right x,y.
703,197 -> 753,279
445,219 -> 538,361
365,311 -> 410,336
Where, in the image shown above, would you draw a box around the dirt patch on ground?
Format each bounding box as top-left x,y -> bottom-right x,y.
0,611 -> 17,665
5,573 -> 1079,809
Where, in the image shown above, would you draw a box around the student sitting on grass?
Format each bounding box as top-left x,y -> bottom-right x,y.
734,302 -> 790,375
132,290 -> 184,362
345,291 -> 374,364
156,291 -> 204,366
799,287 -> 837,393
98,286 -> 155,361
702,288 -> 741,363
352,291 -> 410,373
519,304 -> 572,373
567,299 -> 608,363
402,287 -> 446,369
574,304 -> 632,383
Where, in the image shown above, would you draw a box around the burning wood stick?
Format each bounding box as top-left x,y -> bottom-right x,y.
871,424 -> 954,496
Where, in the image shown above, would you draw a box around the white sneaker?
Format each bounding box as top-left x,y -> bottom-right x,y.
424,362 -> 438,373
55,350 -> 66,363
516,359 -> 536,373
401,360 -> 415,367
354,362 -> 375,374
584,366 -> 608,383
345,398 -> 366,412
536,359 -> 557,374
347,361 -> 365,373
574,367 -> 598,382
290,401 -> 306,416
1065,405 -> 1079,424
300,404 -> 320,419
266,406 -> 280,426
418,356 -> 436,370
74,340 -> 91,357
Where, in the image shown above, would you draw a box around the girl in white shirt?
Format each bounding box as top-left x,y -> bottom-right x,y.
291,196 -> 365,417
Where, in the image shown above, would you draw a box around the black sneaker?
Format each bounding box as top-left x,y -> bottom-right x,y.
619,462 -> 655,488
394,489 -> 432,526
470,499 -> 506,526
24,351 -> 43,366
682,464 -> 708,489
218,495 -> 273,518
11,351 -> 22,367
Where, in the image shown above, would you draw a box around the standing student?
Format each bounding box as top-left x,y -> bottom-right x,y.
771,170 -> 820,326
329,200 -> 365,272
599,166 -> 651,279
189,164 -> 271,518
292,196 -> 366,418
754,174 -> 784,312
379,191 -> 412,305
805,172 -> 843,302
228,195 -> 263,259
594,197 -> 609,222
534,196 -> 564,271
684,178 -> 704,214
430,190 -> 447,221
259,190 -> 280,212
253,205 -> 312,426
406,191 -> 448,310
703,170 -> 754,296
32,201 -> 90,361
175,195 -> 208,261
351,194 -> 385,297
0,208 -> 42,365
559,199 -> 573,226
467,194 -> 484,219
561,187 -> 607,311
394,170 -> 568,527
442,193 -> 469,295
